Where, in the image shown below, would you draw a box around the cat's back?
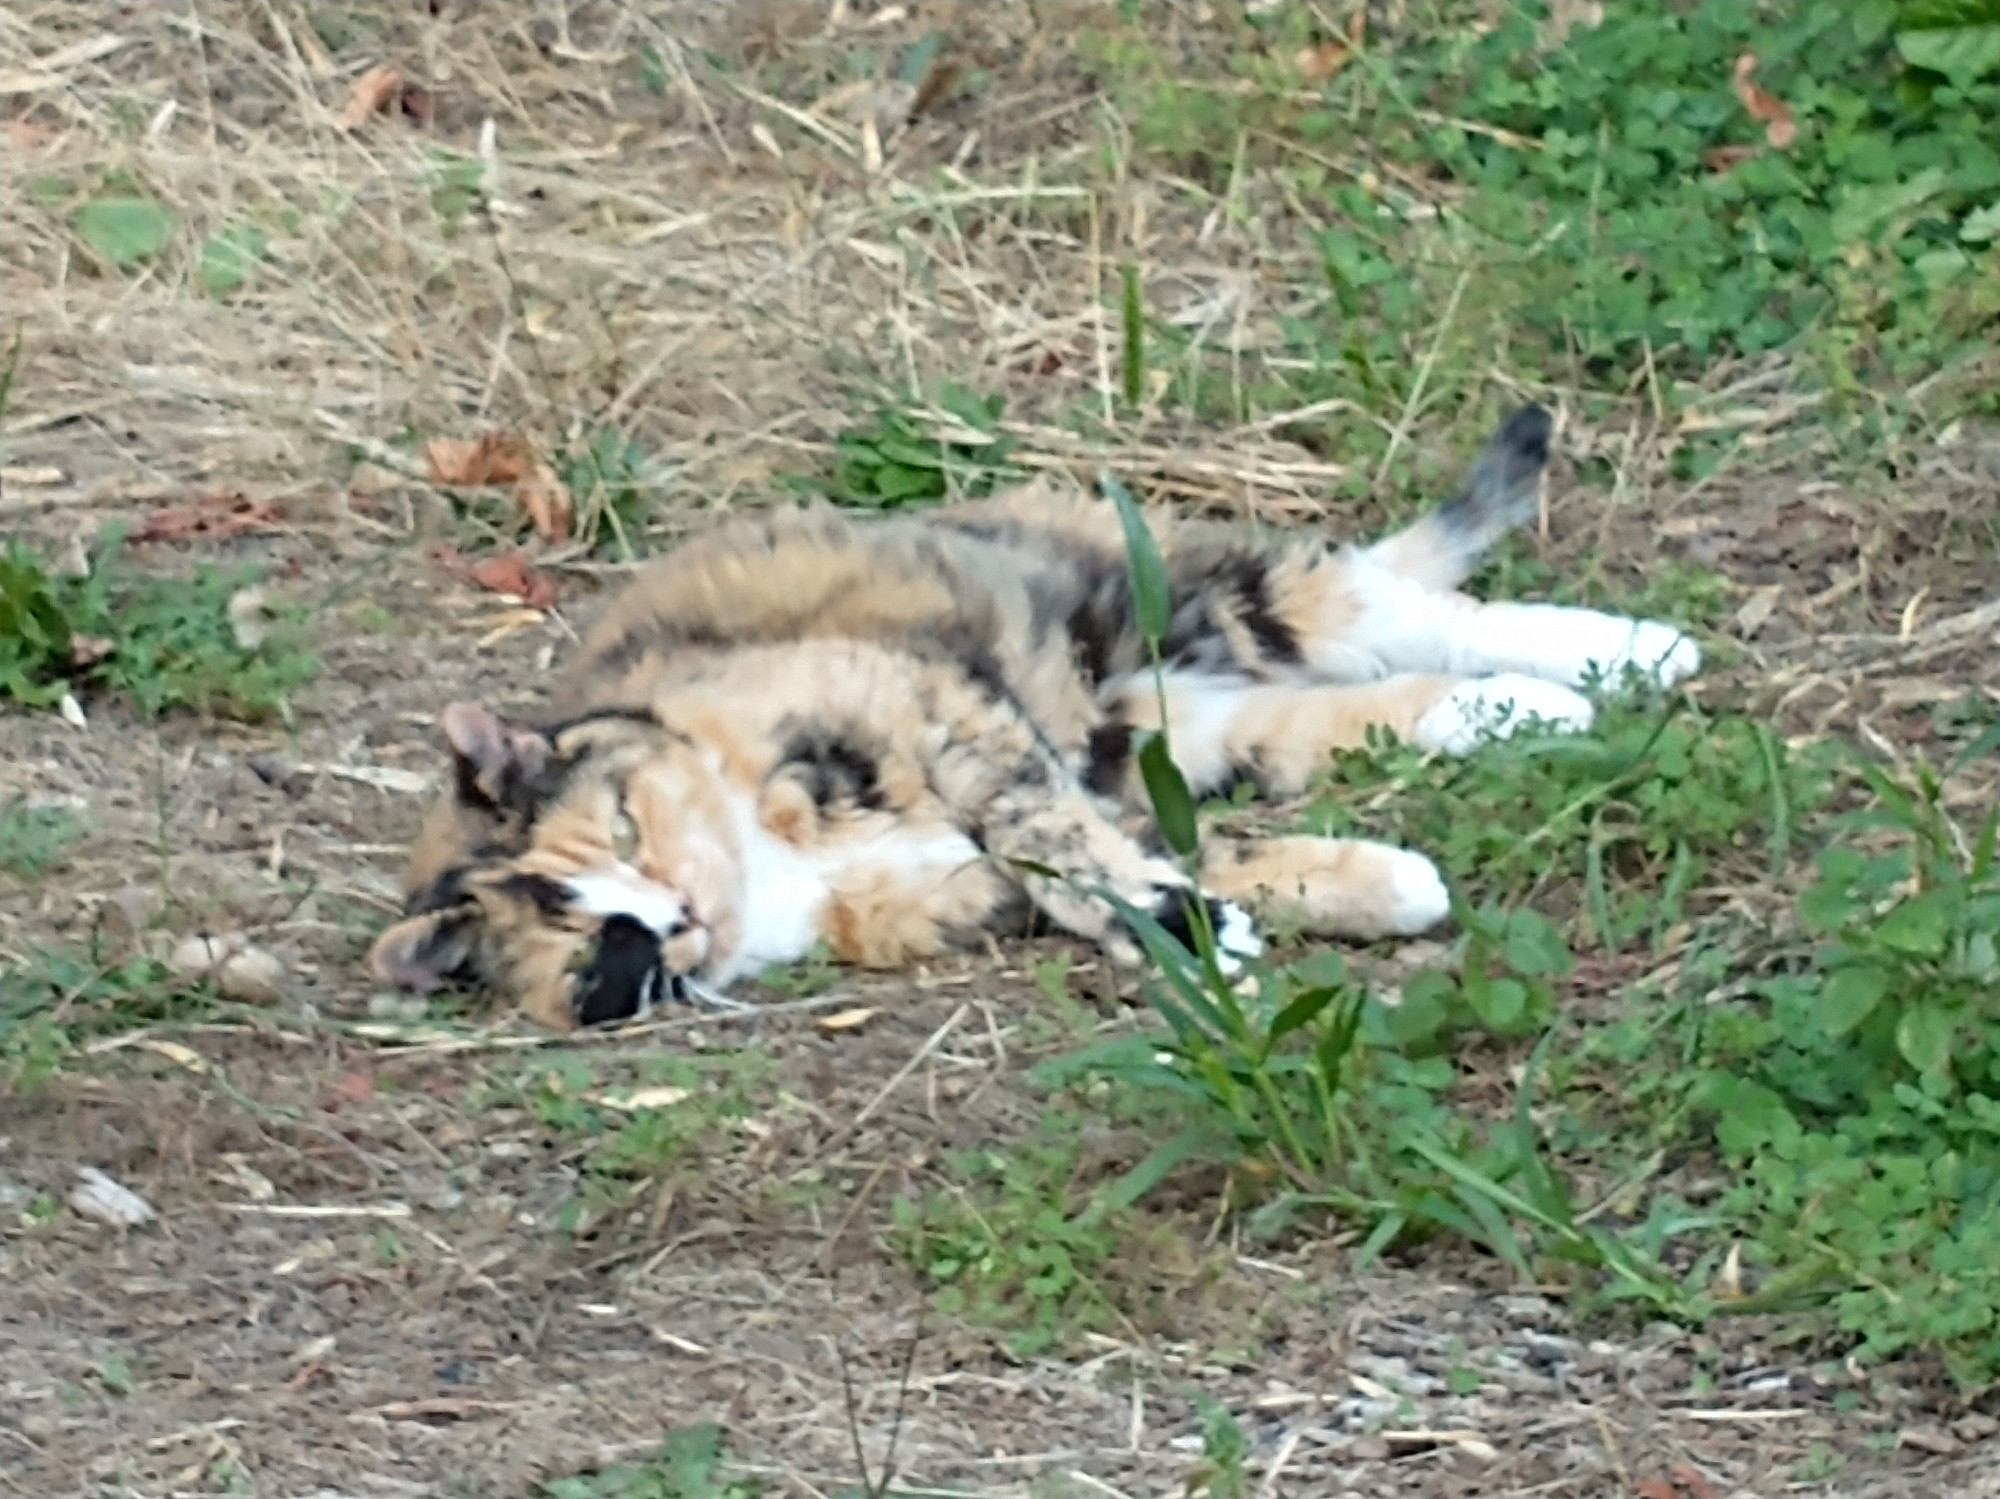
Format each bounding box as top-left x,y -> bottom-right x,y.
557,483 -> 1100,714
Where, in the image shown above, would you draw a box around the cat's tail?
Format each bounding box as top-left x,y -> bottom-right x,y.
1365,403 -> 1551,590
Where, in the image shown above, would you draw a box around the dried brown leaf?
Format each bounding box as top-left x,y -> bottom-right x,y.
69,634 -> 114,668
429,546 -> 559,611
337,63 -> 403,130
1732,52 -> 1797,149
1296,12 -> 1367,81
424,431 -> 533,486
518,461 -> 573,544
130,491 -> 283,543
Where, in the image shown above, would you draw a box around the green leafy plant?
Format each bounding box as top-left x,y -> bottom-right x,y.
1302,700 -> 1832,951
72,194 -> 177,267
198,224 -> 270,299
541,1424 -> 761,1499
559,424 -> 655,556
809,383 -> 1017,508
889,1115 -> 1150,1356
0,532 -> 316,720
2,946 -> 222,1092
1086,0 -> 2000,473
0,797 -> 82,880
1686,744 -> 2000,1385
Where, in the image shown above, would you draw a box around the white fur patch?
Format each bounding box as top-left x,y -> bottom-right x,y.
1321,563 -> 1702,694
1447,604 -> 1701,692
1413,675 -> 1596,756
1383,849 -> 1452,935
563,867 -> 688,936
1212,898 -> 1263,974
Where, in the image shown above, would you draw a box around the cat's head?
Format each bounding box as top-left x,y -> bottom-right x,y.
368,701 -> 744,1029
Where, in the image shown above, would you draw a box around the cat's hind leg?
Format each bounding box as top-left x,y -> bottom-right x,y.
1261,405 -> 1702,693
1200,835 -> 1451,941
1092,669 -> 1595,802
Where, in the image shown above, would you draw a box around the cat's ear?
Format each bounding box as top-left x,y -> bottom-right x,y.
440,700 -> 551,809
368,908 -> 480,992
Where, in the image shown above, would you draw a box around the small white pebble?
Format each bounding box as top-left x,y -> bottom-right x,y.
70,1167 -> 155,1228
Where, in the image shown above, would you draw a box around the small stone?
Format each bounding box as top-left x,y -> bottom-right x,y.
168,932 -> 285,1004
70,1167 -> 155,1228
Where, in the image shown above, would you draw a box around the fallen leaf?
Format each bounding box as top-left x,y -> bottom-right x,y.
815,1006 -> 880,1033
1296,11 -> 1367,81
472,553 -> 558,610
1732,52 -> 1797,149
424,431 -> 533,487
361,1397 -> 516,1423
333,1071 -> 375,1106
70,1166 -> 155,1228
1633,1481 -> 1679,1499
429,543 -> 558,609
517,461 -> 573,544
1669,1461 -> 1720,1499
1703,143 -> 1758,174
69,634 -> 114,668
130,490 -> 282,543
58,691 -> 88,731
2,118 -> 58,149
336,63 -> 403,130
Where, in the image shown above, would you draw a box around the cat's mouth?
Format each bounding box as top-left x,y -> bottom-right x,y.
558,867 -> 747,1025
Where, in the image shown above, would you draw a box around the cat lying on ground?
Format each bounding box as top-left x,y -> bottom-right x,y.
369,404 -> 1699,1030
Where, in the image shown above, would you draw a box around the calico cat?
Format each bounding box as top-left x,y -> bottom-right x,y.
369,404 -> 1699,1030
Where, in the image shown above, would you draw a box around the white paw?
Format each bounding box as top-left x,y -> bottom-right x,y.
1211,898 -> 1264,973
1413,675 -> 1596,756
1383,849 -> 1452,936
1587,619 -> 1702,691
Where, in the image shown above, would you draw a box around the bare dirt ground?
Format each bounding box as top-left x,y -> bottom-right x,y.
5,4 -> 2000,1497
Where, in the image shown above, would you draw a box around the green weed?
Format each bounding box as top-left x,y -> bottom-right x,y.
559,424 -> 655,557
541,1424 -> 760,1499
803,383 -> 1018,508
1301,698 -> 1835,950
1687,745 -> 2000,1385
1183,1396 -> 1249,1499
1,946 -> 221,1092
1085,0 -> 2000,473
482,1050 -> 770,1232
0,530 -> 316,721
0,797 -> 82,880
889,1114 -> 1145,1357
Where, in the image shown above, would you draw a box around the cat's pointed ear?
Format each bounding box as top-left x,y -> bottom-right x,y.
440,700 -> 551,808
368,909 -> 480,992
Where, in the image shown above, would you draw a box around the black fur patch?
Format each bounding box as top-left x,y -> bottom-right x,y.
1063,559 -> 1131,685
495,871 -> 572,919
572,914 -> 669,1028
542,705 -> 663,739
1083,721 -> 1133,796
1149,888 -> 1238,957
780,726 -> 886,811
1222,554 -> 1300,665
586,619 -> 731,678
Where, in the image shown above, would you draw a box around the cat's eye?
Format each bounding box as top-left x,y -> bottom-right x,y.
611,807 -> 641,858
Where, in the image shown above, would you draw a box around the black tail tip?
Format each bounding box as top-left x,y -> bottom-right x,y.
1493,403 -> 1553,466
